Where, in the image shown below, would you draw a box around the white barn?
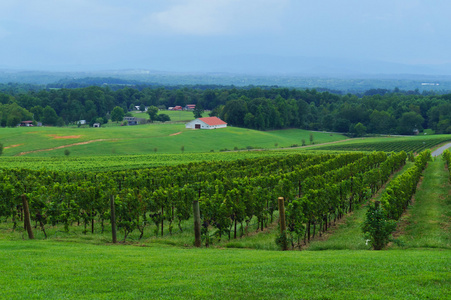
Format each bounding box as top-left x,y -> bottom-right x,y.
185,117 -> 227,129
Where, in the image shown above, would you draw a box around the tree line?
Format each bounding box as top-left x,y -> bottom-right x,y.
1,84 -> 451,135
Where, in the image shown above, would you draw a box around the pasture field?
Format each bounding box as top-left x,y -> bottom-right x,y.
131,109 -> 207,122
0,125 -> 346,158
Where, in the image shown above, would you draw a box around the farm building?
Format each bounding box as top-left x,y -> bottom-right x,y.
184,104 -> 196,110
123,117 -> 147,125
124,117 -> 138,125
19,121 -> 34,127
185,117 -> 227,129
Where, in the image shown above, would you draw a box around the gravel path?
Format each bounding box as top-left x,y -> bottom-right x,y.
431,142 -> 451,157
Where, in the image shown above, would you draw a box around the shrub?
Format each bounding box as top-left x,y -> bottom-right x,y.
362,201 -> 397,250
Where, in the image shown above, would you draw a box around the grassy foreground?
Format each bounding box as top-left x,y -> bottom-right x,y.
1,240 -> 449,300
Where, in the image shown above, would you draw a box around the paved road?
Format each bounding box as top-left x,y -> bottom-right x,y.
431,142 -> 451,157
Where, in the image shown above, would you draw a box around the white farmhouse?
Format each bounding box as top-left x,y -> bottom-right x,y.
185,117 -> 227,129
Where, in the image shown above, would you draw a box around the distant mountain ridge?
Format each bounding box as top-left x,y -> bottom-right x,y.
176,54 -> 451,77
1,60 -> 451,93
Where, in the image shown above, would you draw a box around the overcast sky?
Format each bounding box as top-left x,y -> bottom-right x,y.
0,0 -> 450,73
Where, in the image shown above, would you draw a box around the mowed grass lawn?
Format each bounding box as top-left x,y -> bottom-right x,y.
0,125 -> 346,157
1,240 -> 449,300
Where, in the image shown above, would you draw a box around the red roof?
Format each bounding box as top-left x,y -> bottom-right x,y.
199,117 -> 227,126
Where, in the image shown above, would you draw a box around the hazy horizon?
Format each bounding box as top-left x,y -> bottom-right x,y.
1,1 -> 450,75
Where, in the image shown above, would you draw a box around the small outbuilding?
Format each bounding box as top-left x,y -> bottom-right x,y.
124,117 -> 138,125
123,117 -> 146,125
20,121 -> 34,127
185,117 -> 227,130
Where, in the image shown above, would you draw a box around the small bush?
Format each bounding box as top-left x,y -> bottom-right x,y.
362,201 -> 397,250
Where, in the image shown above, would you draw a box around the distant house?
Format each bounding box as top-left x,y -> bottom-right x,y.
173,106 -> 183,111
20,121 -> 34,127
93,123 -> 101,128
185,117 -> 227,130
123,117 -> 146,125
134,106 -> 148,112
184,104 -> 196,110
124,117 -> 139,125
78,120 -> 87,125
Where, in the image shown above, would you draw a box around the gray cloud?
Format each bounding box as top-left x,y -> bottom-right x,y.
0,0 -> 450,72
141,0 -> 288,36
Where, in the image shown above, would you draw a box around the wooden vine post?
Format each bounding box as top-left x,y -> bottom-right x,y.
110,195 -> 117,244
193,200 -> 201,247
22,194 -> 34,240
278,196 -> 288,250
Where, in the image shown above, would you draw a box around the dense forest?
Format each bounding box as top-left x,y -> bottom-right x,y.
1,83 -> 451,135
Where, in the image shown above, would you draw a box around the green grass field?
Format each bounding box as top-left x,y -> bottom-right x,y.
0,125 -> 346,157
130,109 -> 205,122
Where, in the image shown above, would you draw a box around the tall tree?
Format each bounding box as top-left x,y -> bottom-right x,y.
111,106 -> 125,123
398,112 -> 424,135
147,106 -> 159,122
193,103 -> 204,119
42,106 -> 58,126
